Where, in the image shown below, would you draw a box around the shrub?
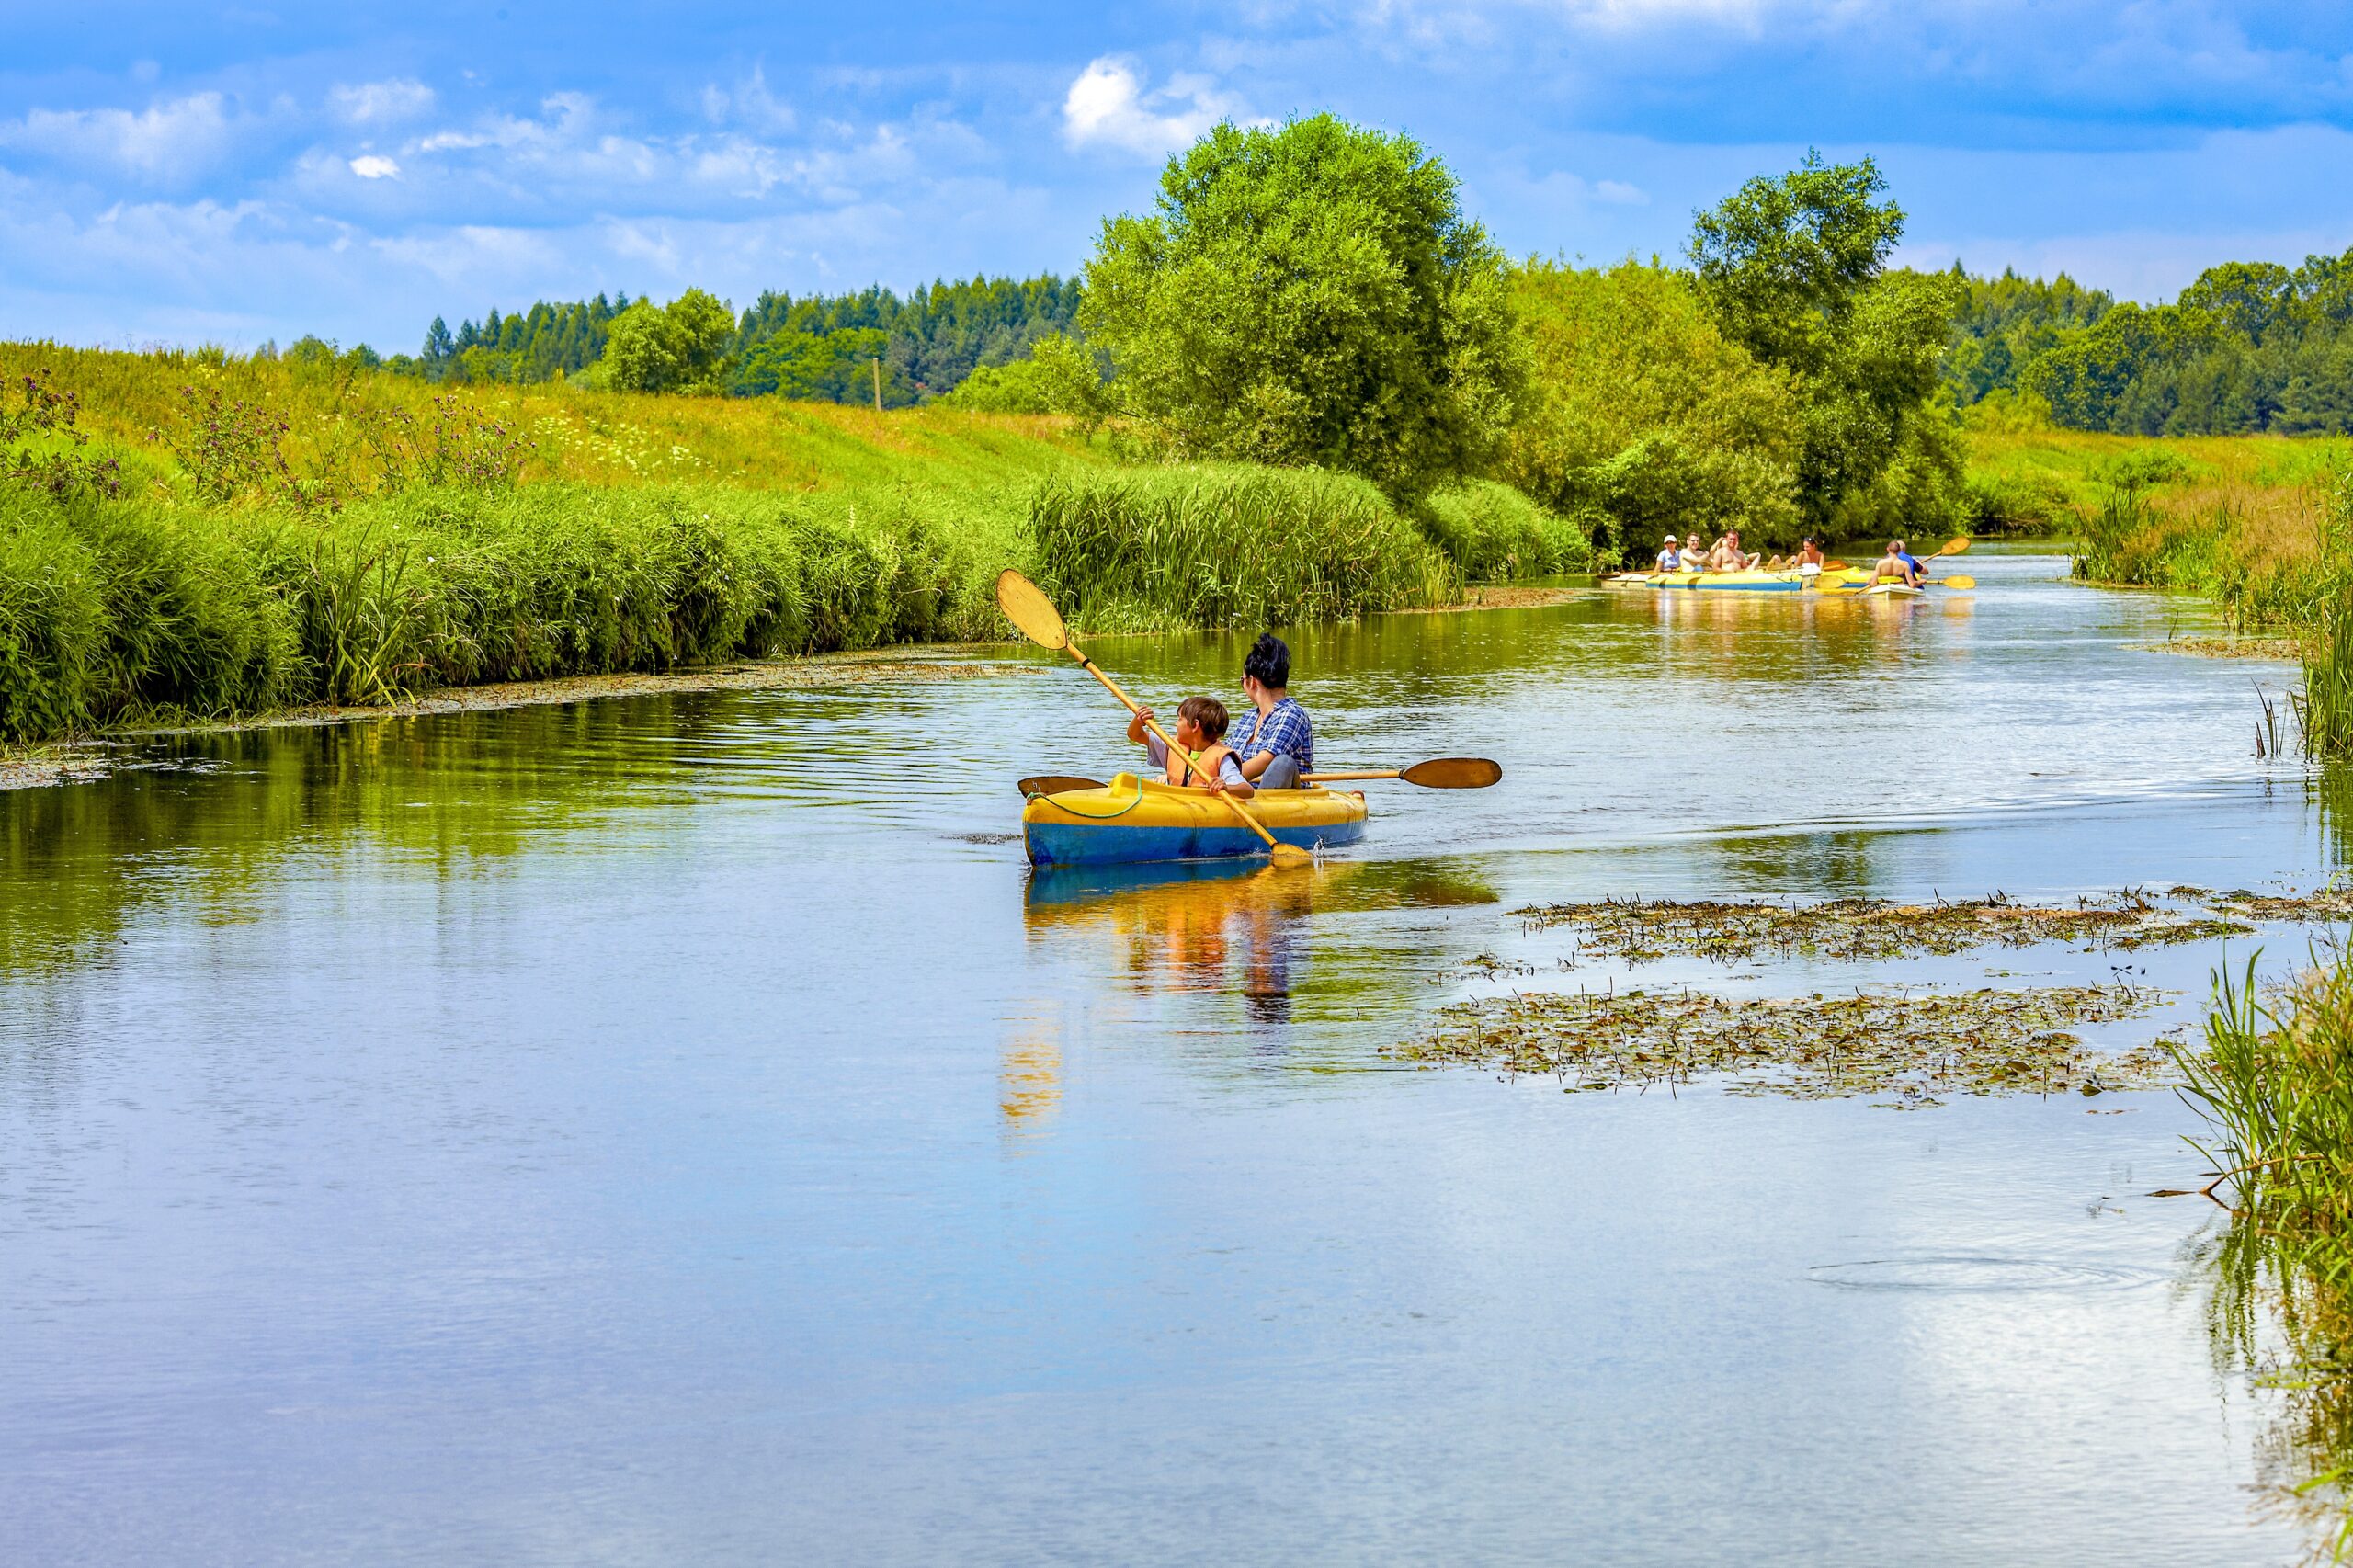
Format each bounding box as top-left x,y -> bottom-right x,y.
1415,481 -> 1590,579
1029,465 -> 1452,631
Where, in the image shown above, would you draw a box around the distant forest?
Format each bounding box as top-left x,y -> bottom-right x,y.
363,248 -> 2353,435
386,275 -> 1081,408
1943,249 -> 2353,436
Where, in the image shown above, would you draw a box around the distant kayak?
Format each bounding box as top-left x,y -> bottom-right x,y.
1022,773 -> 1369,867
1617,566 -> 1871,592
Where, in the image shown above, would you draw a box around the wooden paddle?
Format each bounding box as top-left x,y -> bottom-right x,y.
996,570 -> 1313,868
1307,758 -> 1503,788
1018,775 -> 1105,798
1017,756 -> 1503,798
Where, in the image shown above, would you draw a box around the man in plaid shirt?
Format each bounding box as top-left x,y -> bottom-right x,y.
1230,633 -> 1314,790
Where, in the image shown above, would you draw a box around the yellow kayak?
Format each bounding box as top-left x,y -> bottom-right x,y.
1622,566 -> 1873,592
1022,773 -> 1370,867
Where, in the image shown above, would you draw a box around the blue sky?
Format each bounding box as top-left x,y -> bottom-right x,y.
3,2 -> 2348,353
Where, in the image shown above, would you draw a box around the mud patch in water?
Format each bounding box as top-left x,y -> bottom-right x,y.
1509,891 -> 2250,968
1392,983 -> 2176,1105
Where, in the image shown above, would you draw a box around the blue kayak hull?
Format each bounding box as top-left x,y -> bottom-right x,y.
1023,816 -> 1366,867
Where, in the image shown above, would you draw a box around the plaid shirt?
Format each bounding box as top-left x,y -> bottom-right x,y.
1231,697 -> 1313,773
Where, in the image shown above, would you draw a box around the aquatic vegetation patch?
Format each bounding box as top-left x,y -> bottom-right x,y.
1394,983 -> 2175,1104
1509,891 -> 2251,967
2131,636 -> 2300,660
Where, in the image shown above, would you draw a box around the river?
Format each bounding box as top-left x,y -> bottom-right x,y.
0,549 -> 2332,1563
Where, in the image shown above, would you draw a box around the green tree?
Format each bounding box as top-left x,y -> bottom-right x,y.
1688,153 -> 1961,533
1069,113 -> 1523,498
1690,151 -> 1904,380
597,289 -> 737,393
1504,259 -> 1802,548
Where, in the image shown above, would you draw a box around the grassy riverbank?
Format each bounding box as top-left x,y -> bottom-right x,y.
1966,420 -> 2352,752
0,347 -> 1586,743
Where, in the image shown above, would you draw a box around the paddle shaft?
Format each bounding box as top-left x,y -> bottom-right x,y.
1302,770 -> 1396,782
1056,644 -> 1285,854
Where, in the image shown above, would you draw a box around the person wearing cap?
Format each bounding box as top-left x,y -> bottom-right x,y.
1655,533 -> 1683,573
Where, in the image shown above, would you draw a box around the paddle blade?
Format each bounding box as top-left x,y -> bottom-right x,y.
1398,756 -> 1503,790
1267,843 -> 1316,869
1018,774 -> 1104,798
1938,536 -> 1972,556
1823,559 -> 1848,570
995,569 -> 1068,650
1938,574 -> 1976,590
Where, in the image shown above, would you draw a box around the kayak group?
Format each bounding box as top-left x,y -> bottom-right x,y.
1654,530 -> 1934,587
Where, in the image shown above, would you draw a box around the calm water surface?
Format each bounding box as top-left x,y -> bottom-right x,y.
0,551 -> 2333,1563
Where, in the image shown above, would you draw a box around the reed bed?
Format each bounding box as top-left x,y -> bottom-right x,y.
2178,954 -> 2353,1559
0,345 -> 1589,740
0,482 -> 1012,736
2064,436 -> 2353,758
1414,480 -> 1591,582
1028,465 -> 1459,632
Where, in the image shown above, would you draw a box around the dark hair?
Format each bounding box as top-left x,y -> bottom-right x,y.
1243,632 -> 1290,690
1177,695 -> 1230,743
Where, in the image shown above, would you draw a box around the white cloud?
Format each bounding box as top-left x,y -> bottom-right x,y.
348,154 -> 401,179
1061,58 -> 1246,158
0,92 -> 235,182
699,64 -> 796,134
329,79 -> 435,125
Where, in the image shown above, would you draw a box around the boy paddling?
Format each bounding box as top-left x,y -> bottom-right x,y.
1127,696 -> 1253,796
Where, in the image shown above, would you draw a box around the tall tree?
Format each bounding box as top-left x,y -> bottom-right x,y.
1688,153 -> 1961,533
1069,113 -> 1524,498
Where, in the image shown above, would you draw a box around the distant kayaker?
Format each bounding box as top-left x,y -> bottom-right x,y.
1873,540 -> 1920,586
1129,696 -> 1254,795
1682,532 -> 1706,572
1231,633 -> 1314,790
1656,532 -> 1683,573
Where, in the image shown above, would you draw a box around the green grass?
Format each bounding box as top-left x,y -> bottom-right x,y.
1415,479 -> 1593,581
0,345 -> 1592,742
1966,422 -> 2353,757
2177,950 -> 2353,1559
1028,465 -> 1458,633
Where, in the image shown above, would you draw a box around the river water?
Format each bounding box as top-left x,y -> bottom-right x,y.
0,551 -> 2335,1563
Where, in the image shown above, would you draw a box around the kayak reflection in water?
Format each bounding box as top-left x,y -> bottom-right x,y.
1231,633 -> 1315,790
1128,696 -> 1255,797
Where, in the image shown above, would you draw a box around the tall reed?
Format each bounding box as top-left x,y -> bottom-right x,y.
2178,953 -> 2353,1559
1029,465 -> 1455,633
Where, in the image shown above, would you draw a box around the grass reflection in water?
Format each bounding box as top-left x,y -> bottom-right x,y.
2181,950 -> 2353,1563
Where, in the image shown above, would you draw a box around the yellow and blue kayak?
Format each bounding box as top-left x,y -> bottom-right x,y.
1614,567 -> 1873,593
1022,773 -> 1369,867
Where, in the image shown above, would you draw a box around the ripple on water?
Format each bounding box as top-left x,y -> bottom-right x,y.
1808,1256 -> 2167,1292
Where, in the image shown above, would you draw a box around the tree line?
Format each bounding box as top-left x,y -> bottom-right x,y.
361,276 -> 1082,406
278,112 -> 2353,551
1943,253 -> 2353,436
